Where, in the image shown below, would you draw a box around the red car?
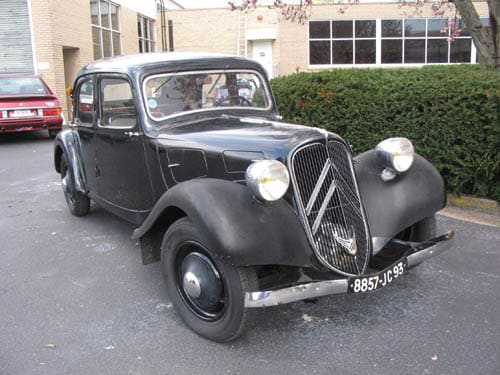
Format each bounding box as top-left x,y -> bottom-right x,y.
0,74 -> 63,137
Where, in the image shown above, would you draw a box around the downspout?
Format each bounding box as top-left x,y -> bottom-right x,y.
27,0 -> 37,74
158,0 -> 167,52
244,12 -> 248,58
237,11 -> 241,56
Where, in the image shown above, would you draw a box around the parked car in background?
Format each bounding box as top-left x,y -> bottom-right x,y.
54,53 -> 454,342
0,74 -> 63,137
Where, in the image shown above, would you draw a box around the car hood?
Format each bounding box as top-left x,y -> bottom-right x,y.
156,115 -> 343,162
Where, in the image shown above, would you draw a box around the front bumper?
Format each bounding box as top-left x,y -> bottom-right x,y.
245,231 -> 454,308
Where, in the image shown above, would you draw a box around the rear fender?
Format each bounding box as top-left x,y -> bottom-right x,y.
53,129 -> 87,193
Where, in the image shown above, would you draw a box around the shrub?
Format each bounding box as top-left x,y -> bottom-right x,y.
271,65 -> 500,201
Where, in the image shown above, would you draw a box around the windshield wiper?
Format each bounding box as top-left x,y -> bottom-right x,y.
208,74 -> 222,95
152,76 -> 173,95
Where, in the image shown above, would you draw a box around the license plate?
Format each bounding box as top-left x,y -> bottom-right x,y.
11,109 -> 34,118
348,259 -> 408,293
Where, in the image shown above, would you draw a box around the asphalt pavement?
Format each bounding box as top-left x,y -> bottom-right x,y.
1,132 -> 499,375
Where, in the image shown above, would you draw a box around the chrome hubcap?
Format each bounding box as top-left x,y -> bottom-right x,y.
177,249 -> 225,320
183,271 -> 201,299
62,174 -> 73,196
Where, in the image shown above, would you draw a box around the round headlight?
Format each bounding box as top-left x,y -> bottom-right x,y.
376,137 -> 415,173
245,160 -> 290,202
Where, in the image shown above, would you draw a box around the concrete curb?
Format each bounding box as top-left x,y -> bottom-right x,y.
447,194 -> 498,212
440,194 -> 499,228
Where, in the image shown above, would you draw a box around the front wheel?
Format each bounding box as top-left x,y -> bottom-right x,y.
396,215 -> 437,242
161,218 -> 257,342
372,215 -> 437,268
60,154 -> 90,216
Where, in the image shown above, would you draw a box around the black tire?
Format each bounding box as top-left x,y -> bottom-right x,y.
48,129 -> 59,138
60,154 -> 90,216
161,218 -> 257,342
396,215 -> 437,242
372,215 -> 437,269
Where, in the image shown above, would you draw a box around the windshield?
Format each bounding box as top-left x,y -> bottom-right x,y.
0,77 -> 48,95
143,70 -> 271,121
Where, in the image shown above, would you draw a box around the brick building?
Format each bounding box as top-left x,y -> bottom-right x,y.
0,0 -> 158,120
0,1 -> 490,119
164,2 -> 490,78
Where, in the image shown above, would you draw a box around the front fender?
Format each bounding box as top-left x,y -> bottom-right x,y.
53,129 -> 87,194
354,150 -> 446,244
132,178 -> 315,268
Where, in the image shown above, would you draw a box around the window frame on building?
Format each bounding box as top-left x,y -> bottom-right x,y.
309,17 -> 477,68
138,14 -> 156,53
91,0 -> 122,60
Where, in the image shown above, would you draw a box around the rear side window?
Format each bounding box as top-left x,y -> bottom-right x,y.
100,77 -> 136,129
76,78 -> 95,125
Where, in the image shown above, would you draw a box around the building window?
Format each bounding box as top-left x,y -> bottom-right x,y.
309,20 -> 376,65
91,0 -> 121,60
310,18 -> 474,66
382,18 -> 472,64
138,15 -> 156,53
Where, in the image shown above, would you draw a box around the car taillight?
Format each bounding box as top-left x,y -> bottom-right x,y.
43,108 -> 62,117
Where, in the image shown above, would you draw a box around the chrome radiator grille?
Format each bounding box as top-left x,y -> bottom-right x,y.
290,141 -> 370,275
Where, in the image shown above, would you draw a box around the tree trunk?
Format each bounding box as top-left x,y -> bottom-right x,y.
453,0 -> 500,70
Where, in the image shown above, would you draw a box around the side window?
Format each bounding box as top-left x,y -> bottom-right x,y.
76,78 -> 95,126
100,77 -> 136,129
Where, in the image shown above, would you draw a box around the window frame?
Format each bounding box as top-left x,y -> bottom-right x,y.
138,14 -> 156,53
73,75 -> 96,128
142,69 -> 273,122
98,74 -> 138,130
308,17 -> 475,68
91,0 -> 122,60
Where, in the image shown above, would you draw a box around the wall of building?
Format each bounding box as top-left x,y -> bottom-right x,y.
164,7 -> 282,76
28,0 -> 157,121
279,2 -> 489,75
163,2 -> 489,77
31,0 -> 94,120
121,6 -> 141,55
0,0 -> 34,74
164,8 -> 240,54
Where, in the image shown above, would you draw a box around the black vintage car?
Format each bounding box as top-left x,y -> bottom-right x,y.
54,53 -> 453,342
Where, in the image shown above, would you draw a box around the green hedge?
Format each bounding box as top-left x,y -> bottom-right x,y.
271,65 -> 500,201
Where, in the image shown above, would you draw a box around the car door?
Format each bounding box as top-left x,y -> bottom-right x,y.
73,75 -> 98,193
94,74 -> 154,219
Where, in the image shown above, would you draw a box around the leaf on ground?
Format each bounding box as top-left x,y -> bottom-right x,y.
302,314 -> 314,323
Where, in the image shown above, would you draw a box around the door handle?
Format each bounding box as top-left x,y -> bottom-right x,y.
124,131 -> 140,137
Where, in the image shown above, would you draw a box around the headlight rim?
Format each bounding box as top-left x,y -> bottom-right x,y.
245,159 -> 290,202
375,137 -> 415,173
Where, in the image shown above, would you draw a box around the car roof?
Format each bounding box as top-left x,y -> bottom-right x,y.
0,74 -> 43,79
77,52 -> 267,78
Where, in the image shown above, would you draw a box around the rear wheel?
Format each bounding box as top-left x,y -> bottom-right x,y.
161,218 -> 257,342
60,154 -> 90,216
48,129 -> 60,138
